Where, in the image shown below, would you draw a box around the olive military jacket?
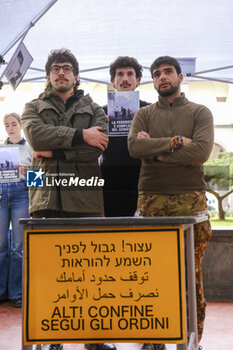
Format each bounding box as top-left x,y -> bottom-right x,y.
21,87 -> 107,215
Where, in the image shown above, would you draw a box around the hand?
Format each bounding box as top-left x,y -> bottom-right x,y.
182,137 -> 192,146
169,137 -> 176,149
33,151 -> 52,160
18,164 -> 27,176
83,126 -> 109,151
137,131 -> 151,138
170,136 -> 192,149
157,154 -> 163,161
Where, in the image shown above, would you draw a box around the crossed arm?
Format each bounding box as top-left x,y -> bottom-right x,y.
128,106 -> 214,166
136,131 -> 192,161
33,126 -> 108,160
21,101 -> 108,161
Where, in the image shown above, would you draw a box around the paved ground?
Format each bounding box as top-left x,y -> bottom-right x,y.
0,301 -> 232,349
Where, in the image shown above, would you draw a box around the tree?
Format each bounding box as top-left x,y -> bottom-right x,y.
204,152 -> 233,220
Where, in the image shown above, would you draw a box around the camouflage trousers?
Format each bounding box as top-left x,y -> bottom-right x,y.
137,191 -> 212,342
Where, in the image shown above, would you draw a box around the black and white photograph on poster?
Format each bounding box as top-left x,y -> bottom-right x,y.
0,146 -> 20,182
4,42 -> 33,90
107,91 -> 139,136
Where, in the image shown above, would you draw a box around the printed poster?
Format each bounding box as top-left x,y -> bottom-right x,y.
107,91 -> 139,136
0,145 -> 20,182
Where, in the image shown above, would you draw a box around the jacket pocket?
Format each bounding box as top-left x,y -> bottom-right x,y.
70,106 -> 94,129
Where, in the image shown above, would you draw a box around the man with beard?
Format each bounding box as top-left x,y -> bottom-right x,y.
128,56 -> 213,350
101,56 -> 150,217
21,49 -> 115,350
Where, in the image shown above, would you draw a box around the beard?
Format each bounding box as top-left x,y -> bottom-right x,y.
54,84 -> 72,93
52,78 -> 75,93
157,83 -> 179,97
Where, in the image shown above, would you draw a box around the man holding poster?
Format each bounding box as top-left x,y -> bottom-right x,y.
101,56 -> 150,217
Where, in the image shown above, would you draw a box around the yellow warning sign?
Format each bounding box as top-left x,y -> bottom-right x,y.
23,226 -> 186,344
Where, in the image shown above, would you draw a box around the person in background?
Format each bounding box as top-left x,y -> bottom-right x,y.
128,56 -> 214,350
21,49 -> 114,350
101,56 -> 150,217
0,112 -> 32,308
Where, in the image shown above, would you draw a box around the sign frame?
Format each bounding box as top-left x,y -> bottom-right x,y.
23,226 -> 186,345
21,216 -> 205,350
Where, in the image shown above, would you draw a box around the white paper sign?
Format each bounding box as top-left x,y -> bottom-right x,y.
4,42 -> 33,90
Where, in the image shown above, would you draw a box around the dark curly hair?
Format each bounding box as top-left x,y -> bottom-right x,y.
45,49 -> 80,90
150,56 -> 182,77
109,56 -> 143,82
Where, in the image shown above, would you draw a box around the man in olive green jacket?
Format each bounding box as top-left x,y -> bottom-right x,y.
21,50 -> 116,350
21,49 -> 109,218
